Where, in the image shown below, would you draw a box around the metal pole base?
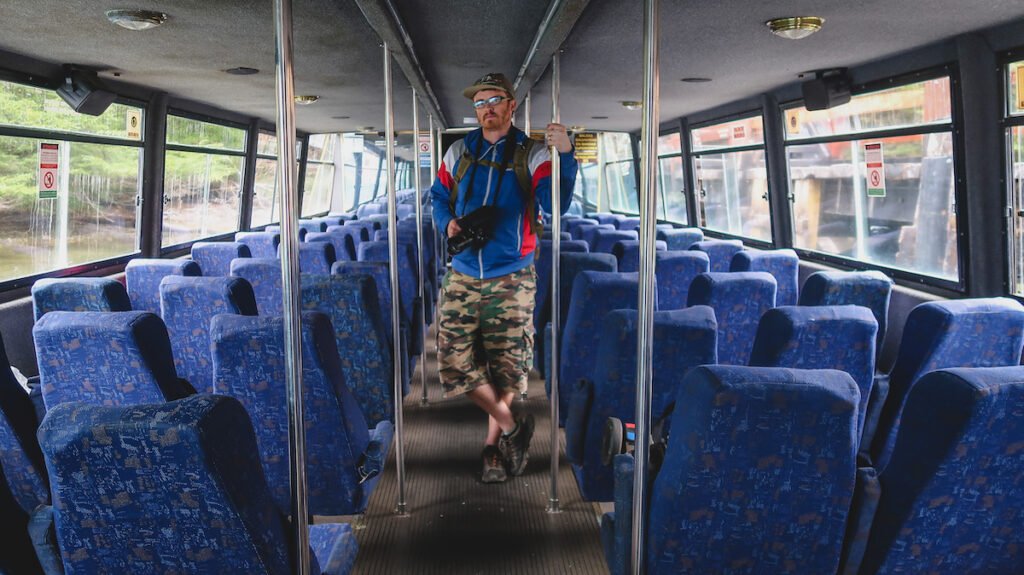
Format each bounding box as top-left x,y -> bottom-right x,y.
351,514 -> 368,530
395,502 -> 408,516
519,392 -> 528,401
546,499 -> 561,514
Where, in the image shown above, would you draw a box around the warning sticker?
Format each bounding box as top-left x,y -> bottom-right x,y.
573,132 -> 598,162
126,109 -> 141,140
1017,62 -> 1024,110
418,134 -> 431,168
39,142 -> 59,199
732,125 -> 746,141
865,142 -> 885,198
786,110 -> 802,135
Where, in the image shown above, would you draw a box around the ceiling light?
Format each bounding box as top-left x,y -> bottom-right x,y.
591,115 -> 609,120
620,101 -> 642,111
294,95 -> 319,105
332,115 -> 350,120
681,77 -> 712,83
225,67 -> 259,76
105,9 -> 168,31
766,16 -> 824,40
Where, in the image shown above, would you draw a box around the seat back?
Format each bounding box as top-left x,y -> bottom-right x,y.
616,217 -> 641,232
656,227 -> 704,251
687,272 -> 777,365
211,313 -> 372,515
358,240 -> 416,332
872,297 -> 1024,470
730,248 -> 800,306
262,224 -> 306,241
301,274 -> 394,426
230,258 -> 283,316
307,231 -> 356,262
591,229 -> 639,254
159,276 -> 258,393
582,224 -> 617,247
357,202 -> 385,219
555,252 -> 618,328
535,239 -> 589,329
648,365 -> 859,575
33,311 -> 191,410
333,261 -> 396,344
0,332 -> 48,514
654,250 -> 710,310
300,219 -> 327,235
315,214 -> 353,228
749,305 -> 877,439
565,217 -> 599,238
125,258 -> 202,315
235,231 -> 281,258
39,395 -> 295,574
861,366 -> 1024,574
688,239 -> 744,273
191,241 -> 251,276
541,231 -> 573,241
279,241 -> 335,274
612,240 -> 667,273
31,277 -> 131,321
342,220 -> 376,241
798,270 -> 893,357
591,213 -> 626,227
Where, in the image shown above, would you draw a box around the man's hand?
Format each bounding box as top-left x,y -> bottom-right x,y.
447,218 -> 462,238
545,123 -> 572,154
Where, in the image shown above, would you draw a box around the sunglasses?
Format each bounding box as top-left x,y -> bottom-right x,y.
473,95 -> 508,109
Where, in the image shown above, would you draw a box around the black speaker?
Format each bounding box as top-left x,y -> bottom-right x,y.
56,71 -> 116,116
801,71 -> 851,111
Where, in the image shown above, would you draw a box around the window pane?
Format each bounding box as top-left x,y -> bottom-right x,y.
789,133 -> 957,280
0,80 -> 143,141
658,133 -> 681,156
0,136 -> 140,282
251,158 -> 279,227
695,150 -> 770,241
577,162 -> 600,211
606,161 -> 638,214
307,134 -> 338,163
1009,127 -> 1024,294
257,132 -> 278,156
161,151 -> 243,247
302,163 -> 334,217
691,116 -> 764,152
784,77 -> 951,141
658,155 -> 688,224
166,115 -> 245,151
1008,60 -> 1024,117
602,132 -> 633,162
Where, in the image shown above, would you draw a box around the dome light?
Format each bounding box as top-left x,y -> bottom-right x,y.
766,16 -> 825,40
620,101 -> 642,111
294,95 -> 320,105
106,9 -> 168,31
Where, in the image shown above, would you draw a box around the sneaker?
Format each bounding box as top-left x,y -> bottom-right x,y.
481,445 -> 507,483
499,414 -> 535,476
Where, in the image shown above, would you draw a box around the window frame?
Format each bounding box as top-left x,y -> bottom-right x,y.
1001,48 -> 1024,297
657,129 -> 687,224
301,133 -> 339,218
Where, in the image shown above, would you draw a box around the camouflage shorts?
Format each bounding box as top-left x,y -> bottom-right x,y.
437,266 -> 536,397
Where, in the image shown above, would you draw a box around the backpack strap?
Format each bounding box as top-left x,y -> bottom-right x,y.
513,135 -> 543,237
448,149 -> 475,216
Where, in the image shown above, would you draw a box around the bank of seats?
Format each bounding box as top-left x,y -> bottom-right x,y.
591,229 -> 638,254
160,276 -> 258,394
31,277 -> 131,321
565,307 -> 716,502
263,224 -> 308,241
565,218 -> 599,239
591,213 -> 627,228
689,239 -> 744,273
534,240 -> 589,375
316,214 -> 354,228
848,367 -> 1024,574
283,242 -> 335,274
582,224 -> 617,247
231,258 -> 283,316
654,251 -> 710,311
686,272 -> 776,366
307,231 -> 356,263
730,248 -> 800,306
211,313 -> 392,516
868,297 -> 1024,471
236,231 -> 281,258
358,241 -> 421,359
125,258 -> 202,315
656,227 -> 704,251
34,395 -> 358,574
603,365 -> 860,575
191,241 -> 251,276
612,240 -> 667,273
32,311 -> 194,410
798,270 -> 893,358
329,224 -> 368,256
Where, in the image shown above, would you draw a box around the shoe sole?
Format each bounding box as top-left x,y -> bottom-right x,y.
508,414 -> 535,477
481,468 -> 507,483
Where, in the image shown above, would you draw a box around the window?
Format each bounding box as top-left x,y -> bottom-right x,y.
302,134 -> 338,217
0,79 -> 143,284
785,76 -> 958,282
1006,60 -> 1024,295
658,133 -> 687,224
162,114 -> 245,248
691,115 -> 770,241
603,132 -> 638,214
251,132 -> 279,228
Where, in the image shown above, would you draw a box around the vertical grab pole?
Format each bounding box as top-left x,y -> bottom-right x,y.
383,43 -> 408,516
413,91 -> 429,406
521,92 -> 532,402
547,54 -> 562,515
632,0 -> 659,573
273,0 -> 310,571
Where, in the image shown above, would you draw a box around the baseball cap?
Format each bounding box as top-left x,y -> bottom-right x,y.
463,73 -> 515,100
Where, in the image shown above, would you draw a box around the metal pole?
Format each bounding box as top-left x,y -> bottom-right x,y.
273,0 -> 310,572
632,0 -> 659,573
521,92 -> 532,402
547,53 -> 562,515
414,91 -> 429,406
383,42 -> 408,516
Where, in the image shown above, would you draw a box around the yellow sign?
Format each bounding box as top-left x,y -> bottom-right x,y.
126,109 -> 141,140
573,132 -> 598,162
786,109 -> 802,135
1017,63 -> 1024,111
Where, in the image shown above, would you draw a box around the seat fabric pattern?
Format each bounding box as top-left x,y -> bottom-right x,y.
231,258 -> 284,316
191,241 -> 252,276
533,240 -> 589,374
730,249 -> 800,306
613,240 -> 667,273
307,231 -> 356,263
656,227 -> 704,251
687,272 -> 777,366
591,229 -> 639,254
798,270 -> 893,357
0,331 -> 48,514
654,250 -> 710,310
287,242 -> 336,274
582,224 -> 617,247
31,277 -> 132,321
688,239 -> 744,273
648,365 -> 859,575
565,218 -> 599,238
329,224 -> 369,258
125,258 -> 202,315
235,231 -> 281,258
359,241 -> 419,352
591,213 -> 627,227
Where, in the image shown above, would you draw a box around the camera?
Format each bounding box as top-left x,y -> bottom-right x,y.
447,205 -> 500,256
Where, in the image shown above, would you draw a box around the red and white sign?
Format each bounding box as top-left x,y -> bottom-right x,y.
732,125 -> 746,140
39,142 -> 60,199
864,142 -> 886,197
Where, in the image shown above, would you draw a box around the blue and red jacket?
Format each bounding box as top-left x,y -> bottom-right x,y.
431,127 -> 577,279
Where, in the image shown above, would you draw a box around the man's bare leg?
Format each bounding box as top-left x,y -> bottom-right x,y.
485,391 -> 516,445
467,384 -> 516,437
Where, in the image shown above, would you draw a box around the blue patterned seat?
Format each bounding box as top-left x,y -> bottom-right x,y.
211,313 -> 393,516
327,225 -> 366,258
357,202 -> 385,218
603,365 -> 860,575
533,240 -> 590,376
566,307 -> 716,502
301,219 -> 328,235
730,248 -> 800,306
0,474 -> 44,574
591,213 -> 626,227
191,241 -> 251,276
591,229 -> 639,254
342,220 -> 377,241
557,271 -> 644,426
581,224 -> 617,247
231,258 -> 283,315
307,231 -> 356,263
263,224 -> 307,241
654,250 -> 710,310
656,227 -> 704,251
565,217 -> 599,238
316,214 -> 354,228
798,270 -> 893,357
31,277 -> 132,321
870,297 -> 1024,471
359,240 -> 421,357
160,276 -> 258,394
749,305 -> 877,440
301,274 -> 398,421
541,231 -> 573,241
33,311 -> 194,410
617,219 -> 674,234
125,258 -> 202,315
688,239 -> 745,273
612,239 -> 667,273
569,220 -> 604,241
36,394 -> 359,574
852,367 -> 1024,575
235,231 -> 281,258
687,271 -> 777,365
280,242 -> 335,274
366,214 -> 390,229
0,332 -> 49,515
